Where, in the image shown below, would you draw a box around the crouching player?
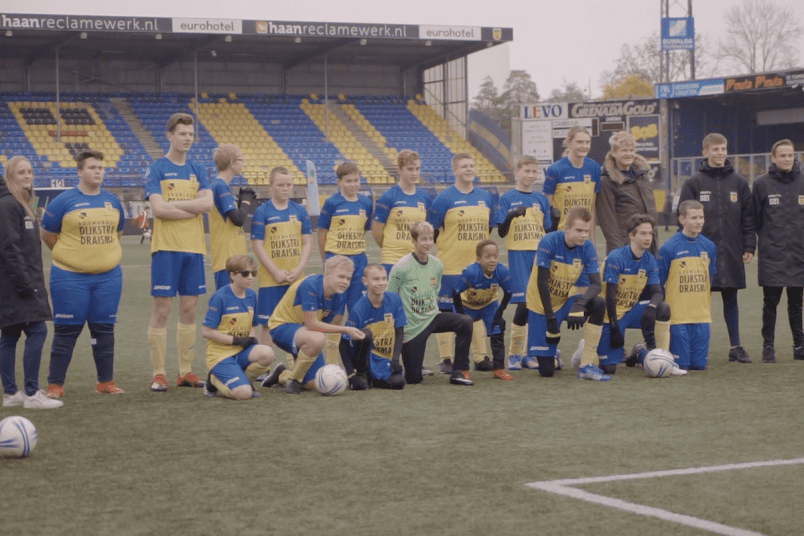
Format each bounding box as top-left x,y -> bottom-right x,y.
658,200 -> 716,370
526,207 -> 607,379
452,240 -> 513,380
201,255 -> 275,400
592,214 -> 678,375
387,221 -> 474,386
340,264 -> 407,390
265,255 -> 366,394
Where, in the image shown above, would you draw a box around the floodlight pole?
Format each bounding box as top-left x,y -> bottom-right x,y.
688,0 -> 695,80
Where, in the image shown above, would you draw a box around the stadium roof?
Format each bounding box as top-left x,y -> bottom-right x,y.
0,13 -> 512,72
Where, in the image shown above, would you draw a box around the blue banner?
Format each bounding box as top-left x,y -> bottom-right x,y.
661,17 -> 694,51
655,79 -> 724,99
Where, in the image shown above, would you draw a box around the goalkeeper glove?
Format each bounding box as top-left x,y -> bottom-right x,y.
237,187 -> 257,207
608,321 -> 624,350
348,372 -> 368,391
389,360 -> 403,375
566,303 -> 586,330
232,336 -> 259,348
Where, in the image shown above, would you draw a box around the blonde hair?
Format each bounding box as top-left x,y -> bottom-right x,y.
702,133 -> 727,151
771,139 -> 794,156
213,144 -> 241,172
397,149 -> 420,170
515,155 -> 538,171
3,156 -> 35,218
324,255 -> 355,275
608,131 -> 636,152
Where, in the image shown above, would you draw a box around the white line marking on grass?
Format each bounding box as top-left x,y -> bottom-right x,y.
526,457 -> 804,536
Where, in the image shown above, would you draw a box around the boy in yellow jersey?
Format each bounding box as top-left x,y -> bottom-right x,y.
251,167 -> 312,347
201,255 -> 275,400
41,150 -> 124,399
372,150 -> 432,275
144,113 -> 213,392
657,200 -> 716,370
430,153 -> 495,374
209,144 -> 256,290
266,255 -> 365,394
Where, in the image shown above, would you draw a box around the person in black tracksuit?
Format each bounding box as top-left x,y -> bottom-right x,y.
751,140 -> 804,363
678,133 -> 755,364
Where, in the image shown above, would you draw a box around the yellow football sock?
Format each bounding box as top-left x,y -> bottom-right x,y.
245,362 -> 269,382
655,320 -> 671,351
471,320 -> 487,363
509,323 -> 526,357
289,349 -> 317,382
209,373 -> 231,398
324,333 -> 340,365
148,327 -> 167,376
177,323 -> 196,377
580,323 -> 603,367
278,368 -> 292,385
436,333 -> 454,362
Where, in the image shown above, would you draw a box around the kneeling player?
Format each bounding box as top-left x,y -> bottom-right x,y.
452,240 -> 513,380
592,214 -> 678,375
266,255 -> 366,394
657,200 -> 716,370
526,207 -> 606,379
202,255 -> 275,400
340,264 -> 406,390
387,221 -> 474,386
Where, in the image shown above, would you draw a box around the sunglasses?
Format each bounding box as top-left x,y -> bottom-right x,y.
236,270 -> 257,277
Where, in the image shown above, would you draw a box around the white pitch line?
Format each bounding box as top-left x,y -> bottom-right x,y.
526,457 -> 804,536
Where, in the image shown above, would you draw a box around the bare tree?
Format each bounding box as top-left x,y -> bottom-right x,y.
548,80 -> 587,102
714,0 -> 802,74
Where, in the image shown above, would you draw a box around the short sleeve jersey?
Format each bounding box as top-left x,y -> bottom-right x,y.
430,186 -> 495,275
373,185 -> 431,265
658,232 -> 717,325
387,253 -> 442,342
208,178 -> 247,273
454,262 -> 513,310
267,274 -> 346,331
543,156 -> 601,230
41,188 -> 125,273
144,157 -> 210,254
526,231 -> 599,315
344,292 -> 407,360
251,200 -> 312,288
318,192 -> 373,256
601,245 -> 660,321
495,189 -> 551,252
203,285 -> 257,369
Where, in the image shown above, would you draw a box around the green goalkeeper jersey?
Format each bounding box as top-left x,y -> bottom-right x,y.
387,253 -> 442,342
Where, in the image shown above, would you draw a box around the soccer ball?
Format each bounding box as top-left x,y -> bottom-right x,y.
315,364 -> 348,396
0,415 -> 37,458
643,349 -> 676,378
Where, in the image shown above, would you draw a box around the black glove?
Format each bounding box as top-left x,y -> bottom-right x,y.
17,286 -> 35,299
640,306 -> 657,331
510,206 -> 527,219
238,187 -> 257,207
348,372 -> 368,390
546,316 -> 561,345
608,321 -> 624,350
566,303 -> 586,330
389,360 -> 403,375
549,207 -> 561,231
232,336 -> 259,348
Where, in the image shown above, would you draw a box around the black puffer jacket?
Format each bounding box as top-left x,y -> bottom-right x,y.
0,179 -> 52,329
752,161 -> 804,287
678,159 -> 755,289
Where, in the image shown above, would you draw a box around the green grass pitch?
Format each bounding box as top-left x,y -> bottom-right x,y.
1,228 -> 802,536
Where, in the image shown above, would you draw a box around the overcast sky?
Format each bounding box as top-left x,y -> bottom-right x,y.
4,0 -> 803,99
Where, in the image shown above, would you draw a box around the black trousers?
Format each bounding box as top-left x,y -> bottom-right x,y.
762,286 -> 804,348
401,312 -> 472,384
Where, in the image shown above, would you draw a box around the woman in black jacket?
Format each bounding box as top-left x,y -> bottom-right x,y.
752,140 -> 804,363
0,156 -> 62,409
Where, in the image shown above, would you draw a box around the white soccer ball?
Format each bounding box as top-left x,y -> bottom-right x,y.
0,415 -> 37,458
643,349 -> 676,378
315,364 -> 348,396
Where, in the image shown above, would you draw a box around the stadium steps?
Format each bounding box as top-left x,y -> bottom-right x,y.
110,97 -> 163,160
326,101 -> 396,176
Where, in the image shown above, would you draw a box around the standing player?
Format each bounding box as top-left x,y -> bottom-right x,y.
525,207 -> 607,380
497,155 -> 552,370
251,166 -> 312,346
543,126 -> 600,247
658,200 -> 717,370
144,112 -> 213,392
41,150 -> 126,397
372,150 -> 431,275
751,140 -> 804,363
209,144 -> 256,291
387,222 -> 474,386
201,255 -> 275,400
340,264 -> 406,390
678,133 -> 754,364
430,153 -> 495,374
265,255 -> 365,394
452,240 -> 514,380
